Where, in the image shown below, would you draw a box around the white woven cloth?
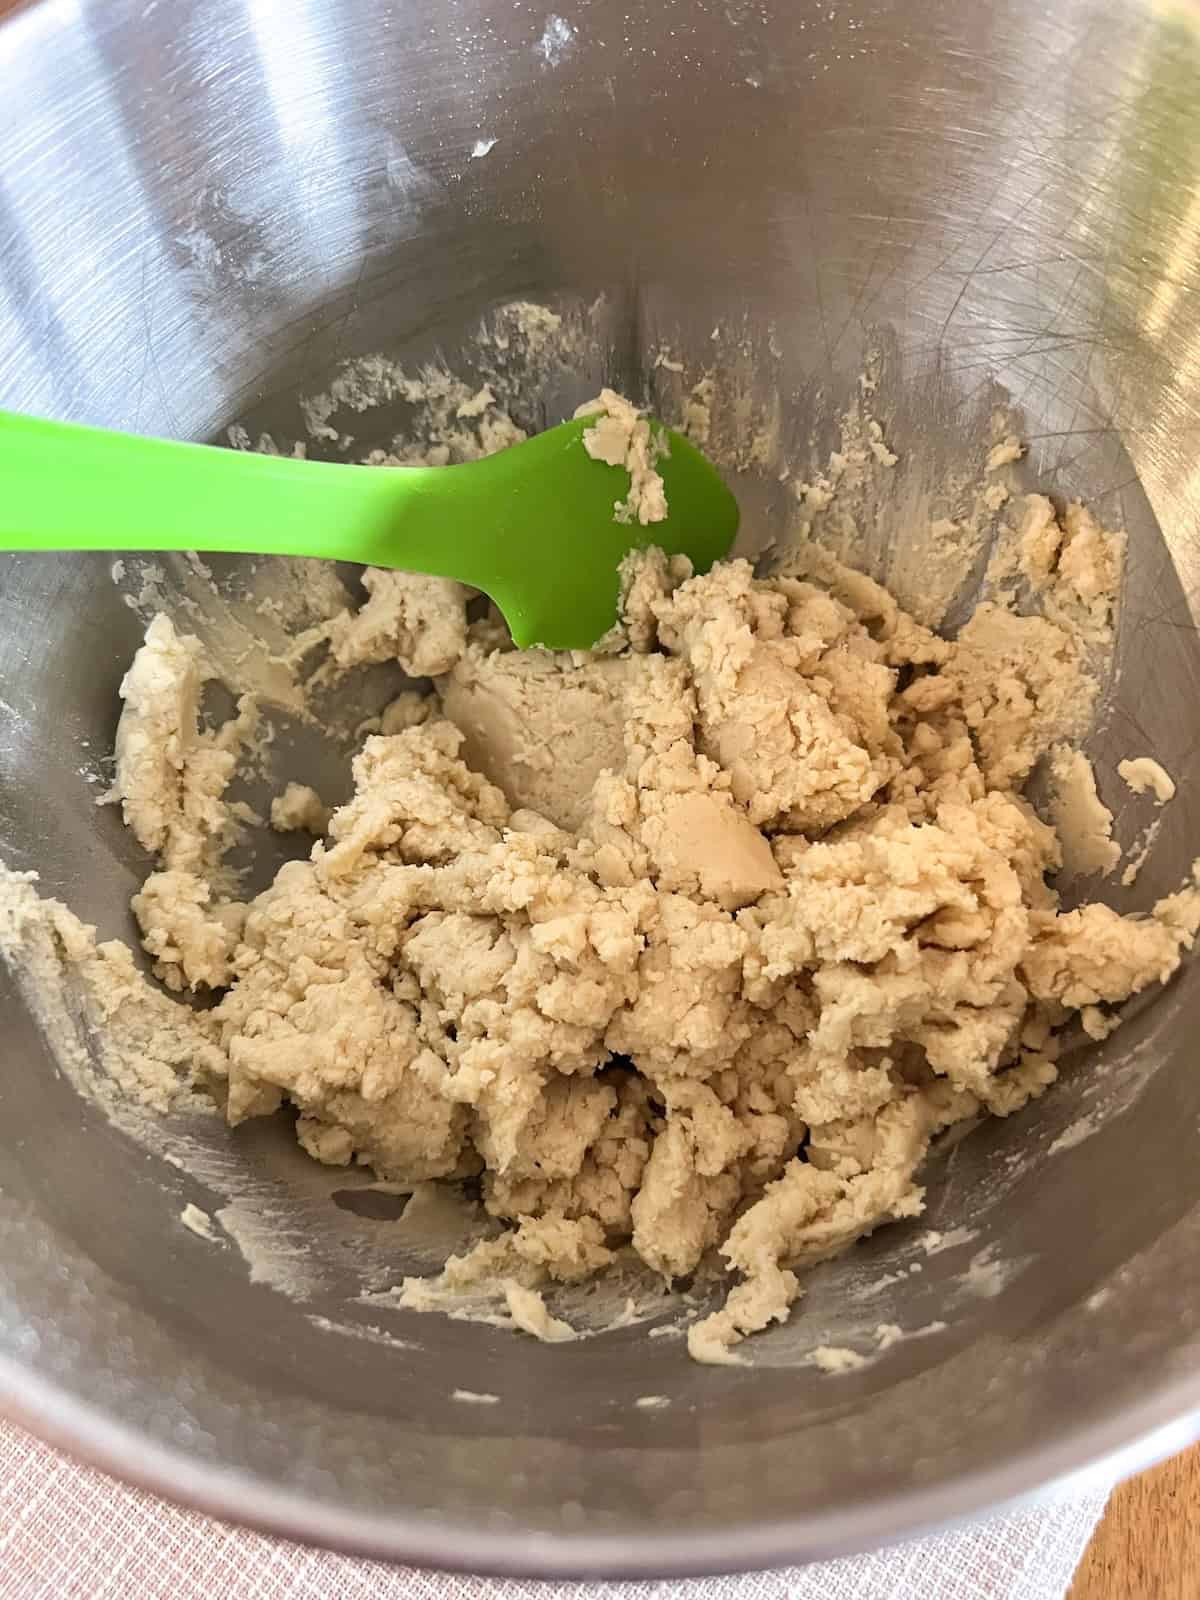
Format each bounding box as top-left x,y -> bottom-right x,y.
0,1418 -> 1107,1600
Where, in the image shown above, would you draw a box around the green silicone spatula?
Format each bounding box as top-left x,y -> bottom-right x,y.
0,409 -> 738,650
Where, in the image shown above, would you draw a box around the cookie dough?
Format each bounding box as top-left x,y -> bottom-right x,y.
574,388 -> 669,526
1119,757 -> 1176,805
4,404 -> 1197,1367
270,783 -> 332,835
1048,747 -> 1119,879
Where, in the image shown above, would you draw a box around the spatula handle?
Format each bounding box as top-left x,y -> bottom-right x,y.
0,410 -> 408,565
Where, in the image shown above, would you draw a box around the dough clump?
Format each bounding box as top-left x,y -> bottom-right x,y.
575,389 -> 669,526
6,429 -> 1196,1364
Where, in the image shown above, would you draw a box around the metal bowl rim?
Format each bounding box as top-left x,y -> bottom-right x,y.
2,1345 -> 1196,1577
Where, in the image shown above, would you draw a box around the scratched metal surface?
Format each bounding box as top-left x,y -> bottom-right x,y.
1,0 -> 1200,1577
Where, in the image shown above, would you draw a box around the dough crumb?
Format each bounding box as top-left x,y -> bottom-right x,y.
810,1345 -> 866,1374
504,1282 -> 577,1343
180,1203 -> 221,1242
270,782 -> 331,835
920,1227 -> 977,1256
1080,1005 -> 1120,1041
1048,747 -> 1119,878
986,435 -> 1025,472
575,389 -> 669,525
1121,818 -> 1163,888
1118,757 -> 1176,805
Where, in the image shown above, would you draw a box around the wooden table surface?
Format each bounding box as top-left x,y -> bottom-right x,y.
1069,1444 -> 1200,1599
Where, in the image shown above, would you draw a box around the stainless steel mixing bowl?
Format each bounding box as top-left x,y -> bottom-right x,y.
2,0 -> 1200,1576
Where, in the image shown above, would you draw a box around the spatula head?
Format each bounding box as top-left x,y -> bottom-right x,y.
475,417 -> 739,649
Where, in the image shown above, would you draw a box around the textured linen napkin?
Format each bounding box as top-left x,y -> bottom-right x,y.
0,1418 -> 1108,1600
